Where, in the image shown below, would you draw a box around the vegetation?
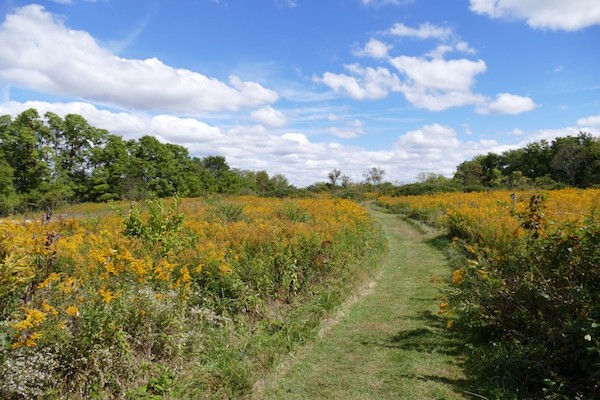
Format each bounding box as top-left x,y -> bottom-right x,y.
378,189 -> 600,399
0,196 -> 385,398
2,107 -> 599,398
264,205 -> 467,399
0,109 -> 297,215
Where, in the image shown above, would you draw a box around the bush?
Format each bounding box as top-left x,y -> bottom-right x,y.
448,195 -> 600,398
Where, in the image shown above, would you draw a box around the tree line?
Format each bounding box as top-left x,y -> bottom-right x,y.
0,109 -> 294,215
395,132 -> 600,196
1,108 -> 598,215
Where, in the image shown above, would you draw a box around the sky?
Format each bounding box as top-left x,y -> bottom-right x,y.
0,0 -> 599,186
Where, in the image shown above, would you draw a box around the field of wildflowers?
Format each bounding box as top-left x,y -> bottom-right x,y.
378,189 -> 600,398
0,196 -> 384,398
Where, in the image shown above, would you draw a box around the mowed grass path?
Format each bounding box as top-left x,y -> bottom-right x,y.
259,205 -> 470,400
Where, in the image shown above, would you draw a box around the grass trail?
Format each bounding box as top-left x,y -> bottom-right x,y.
258,205 -> 469,400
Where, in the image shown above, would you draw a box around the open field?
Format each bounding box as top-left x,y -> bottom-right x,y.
0,196 -> 385,399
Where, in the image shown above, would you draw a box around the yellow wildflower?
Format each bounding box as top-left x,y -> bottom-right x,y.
12,308 -> 47,330
59,276 -> 77,294
41,300 -> 58,316
219,263 -> 232,275
66,304 -> 80,317
12,331 -> 42,348
451,268 -> 464,284
37,272 -> 62,289
98,287 -> 117,304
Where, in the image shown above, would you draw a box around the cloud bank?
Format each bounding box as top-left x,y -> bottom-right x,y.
0,5 -> 278,114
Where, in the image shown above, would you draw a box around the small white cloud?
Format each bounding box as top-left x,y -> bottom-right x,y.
469,0 -> 600,31
353,38 -> 391,59
396,123 -> 460,149
387,22 -> 453,40
456,41 -> 477,54
316,64 -> 401,100
250,106 -> 288,127
426,41 -> 476,59
281,132 -> 309,145
577,114 -> 600,127
477,93 -> 537,115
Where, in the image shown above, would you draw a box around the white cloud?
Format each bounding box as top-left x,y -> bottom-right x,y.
469,0 -> 600,31
476,93 -> 537,115
391,56 -> 486,92
396,123 -> 460,149
318,54 -> 490,111
577,114 -> 600,127
387,22 -> 453,40
250,106 -> 288,127
353,38 -> 391,59
328,119 -> 364,139
0,5 -> 278,113
316,64 -> 401,100
390,55 -> 487,110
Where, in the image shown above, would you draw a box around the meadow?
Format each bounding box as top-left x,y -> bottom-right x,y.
378,188 -> 600,399
0,196 -> 385,399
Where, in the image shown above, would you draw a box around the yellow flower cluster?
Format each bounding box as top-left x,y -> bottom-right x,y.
1,196 -> 375,349
379,188 -> 599,246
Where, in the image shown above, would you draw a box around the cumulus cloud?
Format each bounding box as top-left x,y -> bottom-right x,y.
390,55 -> 487,110
0,5 -> 278,113
476,93 -> 537,115
317,20 -> 494,112
250,106 -> 288,127
387,22 -> 453,40
577,114 -> 600,128
316,64 -> 401,100
318,55 -> 490,111
469,0 -> 600,31
396,123 -> 460,149
391,56 -> 486,93
353,38 -> 391,59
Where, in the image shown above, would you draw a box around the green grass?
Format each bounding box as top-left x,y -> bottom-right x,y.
260,205 -> 470,400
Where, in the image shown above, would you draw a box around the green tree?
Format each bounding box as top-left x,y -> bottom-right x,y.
550,135 -> 588,186
89,134 -> 129,201
0,159 -> 18,216
454,160 -> 484,186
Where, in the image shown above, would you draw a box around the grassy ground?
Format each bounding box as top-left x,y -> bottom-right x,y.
258,205 -> 470,400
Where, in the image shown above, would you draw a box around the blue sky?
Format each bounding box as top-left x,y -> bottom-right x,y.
1,0 -> 599,186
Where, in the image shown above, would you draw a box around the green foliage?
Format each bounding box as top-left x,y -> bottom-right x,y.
111,195 -> 185,254
208,199 -> 245,222
0,160 -> 18,216
448,195 -> 600,398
